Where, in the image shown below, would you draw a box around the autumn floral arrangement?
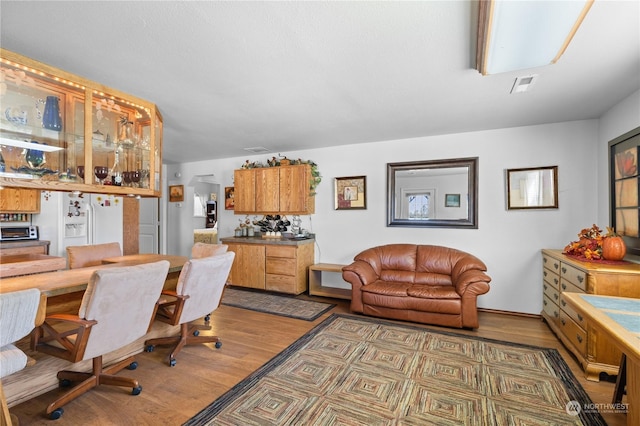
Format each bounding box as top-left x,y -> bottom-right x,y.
563,224 -> 627,261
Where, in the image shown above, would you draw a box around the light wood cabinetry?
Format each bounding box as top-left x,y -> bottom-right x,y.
0,188 -> 40,212
224,239 -> 314,294
0,49 -> 162,198
234,165 -> 315,214
0,240 -> 50,255
541,249 -> 640,381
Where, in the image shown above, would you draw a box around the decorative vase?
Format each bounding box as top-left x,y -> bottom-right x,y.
42,96 -> 62,131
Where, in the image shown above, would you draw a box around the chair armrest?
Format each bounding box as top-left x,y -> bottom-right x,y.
454,269 -> 491,296
31,314 -> 98,363
154,291 -> 189,326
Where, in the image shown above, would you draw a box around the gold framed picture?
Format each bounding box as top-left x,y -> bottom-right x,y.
169,185 -> 184,202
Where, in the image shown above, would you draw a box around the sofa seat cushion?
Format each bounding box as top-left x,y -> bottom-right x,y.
361,281 -> 411,297
362,291 -> 461,315
408,285 -> 459,299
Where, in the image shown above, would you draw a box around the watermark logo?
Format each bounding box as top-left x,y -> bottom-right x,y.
566,400 -> 628,415
566,400 -> 581,416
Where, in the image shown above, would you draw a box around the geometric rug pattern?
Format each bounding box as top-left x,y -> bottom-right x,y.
221,287 -> 335,321
185,314 -> 606,426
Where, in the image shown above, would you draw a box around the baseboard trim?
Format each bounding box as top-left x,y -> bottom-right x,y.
478,307 -> 541,319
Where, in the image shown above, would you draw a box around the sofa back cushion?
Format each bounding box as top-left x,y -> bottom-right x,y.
355,244 -> 417,283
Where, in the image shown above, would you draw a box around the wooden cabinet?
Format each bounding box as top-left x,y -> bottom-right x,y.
224,239 -> 314,294
0,188 -> 40,212
234,165 -> 315,214
226,243 -> 266,290
0,240 -> 50,255
0,49 -> 163,198
541,249 -> 640,381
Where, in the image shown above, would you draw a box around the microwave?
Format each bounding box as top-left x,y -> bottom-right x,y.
0,225 -> 39,241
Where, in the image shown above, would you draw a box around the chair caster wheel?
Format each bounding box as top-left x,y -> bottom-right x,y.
169,358 -> 177,367
132,386 -> 142,395
204,314 -> 211,322
145,345 -> 154,352
50,408 -> 64,420
127,361 -> 138,370
60,379 -> 72,388
193,330 -> 200,336
215,341 -> 222,349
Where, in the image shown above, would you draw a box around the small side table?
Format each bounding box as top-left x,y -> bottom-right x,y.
308,263 -> 351,299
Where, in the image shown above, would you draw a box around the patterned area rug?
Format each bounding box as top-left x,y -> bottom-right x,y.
221,287 -> 335,321
185,314 -> 606,426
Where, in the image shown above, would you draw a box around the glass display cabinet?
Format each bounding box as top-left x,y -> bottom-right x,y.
0,49 -> 162,197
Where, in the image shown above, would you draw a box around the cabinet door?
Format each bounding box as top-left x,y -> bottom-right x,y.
234,169 -> 256,213
255,168 -> 279,212
280,165 -> 315,214
0,188 -> 40,212
227,243 -> 265,289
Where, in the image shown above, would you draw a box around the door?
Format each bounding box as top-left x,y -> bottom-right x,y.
139,197 -> 159,254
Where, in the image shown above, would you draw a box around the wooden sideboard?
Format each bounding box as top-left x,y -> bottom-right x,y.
541,249 -> 640,381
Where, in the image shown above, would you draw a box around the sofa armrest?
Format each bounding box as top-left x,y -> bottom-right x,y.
454,269 -> 491,296
342,260 -> 378,287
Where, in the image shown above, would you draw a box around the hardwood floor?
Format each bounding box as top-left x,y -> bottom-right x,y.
8,297 -> 627,425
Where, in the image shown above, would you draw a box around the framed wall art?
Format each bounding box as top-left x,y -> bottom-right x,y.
224,186 -> 235,210
506,166 -> 558,210
609,126 -> 640,257
335,176 -> 366,210
169,185 -> 184,203
445,194 -> 461,207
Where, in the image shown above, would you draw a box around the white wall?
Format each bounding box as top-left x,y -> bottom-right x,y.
167,119 -> 606,314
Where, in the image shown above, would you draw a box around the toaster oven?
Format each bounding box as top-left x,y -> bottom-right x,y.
0,225 -> 39,241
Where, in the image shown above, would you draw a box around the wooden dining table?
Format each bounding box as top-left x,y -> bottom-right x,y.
0,253 -> 188,409
0,253 -> 67,278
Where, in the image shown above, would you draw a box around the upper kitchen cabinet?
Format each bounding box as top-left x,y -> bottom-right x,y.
234,164 -> 315,215
0,49 -> 162,197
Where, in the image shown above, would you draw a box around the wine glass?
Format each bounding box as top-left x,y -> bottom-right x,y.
77,165 -> 85,180
123,171 -> 132,187
130,170 -> 140,188
94,166 -> 108,184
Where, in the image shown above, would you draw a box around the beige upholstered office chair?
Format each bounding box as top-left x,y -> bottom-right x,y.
66,242 -> 122,269
31,261 -> 169,420
144,252 -> 235,366
1,288 -> 41,426
191,242 -> 228,259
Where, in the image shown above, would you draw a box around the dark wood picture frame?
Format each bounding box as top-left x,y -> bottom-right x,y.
169,185 -> 184,203
506,166 -> 558,210
335,176 -> 367,210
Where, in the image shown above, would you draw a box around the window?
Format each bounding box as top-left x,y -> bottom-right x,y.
408,193 -> 431,219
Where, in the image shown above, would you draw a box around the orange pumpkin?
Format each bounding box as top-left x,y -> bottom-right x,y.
602,236 -> 626,260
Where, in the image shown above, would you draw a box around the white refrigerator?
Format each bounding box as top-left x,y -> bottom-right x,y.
60,192 -> 123,252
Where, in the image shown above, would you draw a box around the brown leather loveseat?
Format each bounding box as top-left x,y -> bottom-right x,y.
342,244 -> 491,329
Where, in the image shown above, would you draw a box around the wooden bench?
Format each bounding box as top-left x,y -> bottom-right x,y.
308,263 -> 351,300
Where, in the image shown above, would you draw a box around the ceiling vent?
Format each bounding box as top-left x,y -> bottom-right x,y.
511,75 -> 538,94
243,146 -> 271,154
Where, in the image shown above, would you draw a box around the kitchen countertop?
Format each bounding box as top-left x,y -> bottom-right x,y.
220,235 -> 315,246
0,240 -> 50,248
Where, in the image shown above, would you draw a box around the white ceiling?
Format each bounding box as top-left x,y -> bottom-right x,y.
1,1 -> 639,164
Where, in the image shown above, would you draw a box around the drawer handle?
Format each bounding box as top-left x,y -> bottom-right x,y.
554,264 -> 559,270
561,318 -> 566,326
554,311 -> 559,318
561,283 -> 567,290
561,267 -> 566,274
543,284 -> 547,291
543,271 -> 548,277
554,294 -> 558,300
578,314 -> 583,322
561,300 -> 566,307
543,257 -> 547,263
543,299 -> 547,306
554,278 -> 559,285
577,276 -> 584,283
576,335 -> 583,344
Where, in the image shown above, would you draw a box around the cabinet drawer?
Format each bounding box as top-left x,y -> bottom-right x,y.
543,281 -> 560,304
560,279 -> 584,295
543,270 -> 559,290
559,311 -> 587,355
560,262 -> 586,291
266,258 -> 297,276
266,274 -> 297,292
542,295 -> 559,322
266,245 -> 296,259
560,298 -> 587,329
542,253 -> 560,274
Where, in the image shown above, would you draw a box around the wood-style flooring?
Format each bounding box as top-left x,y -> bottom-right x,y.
7,297 -> 627,425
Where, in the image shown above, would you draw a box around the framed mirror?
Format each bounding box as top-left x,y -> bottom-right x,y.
387,157 -> 478,229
